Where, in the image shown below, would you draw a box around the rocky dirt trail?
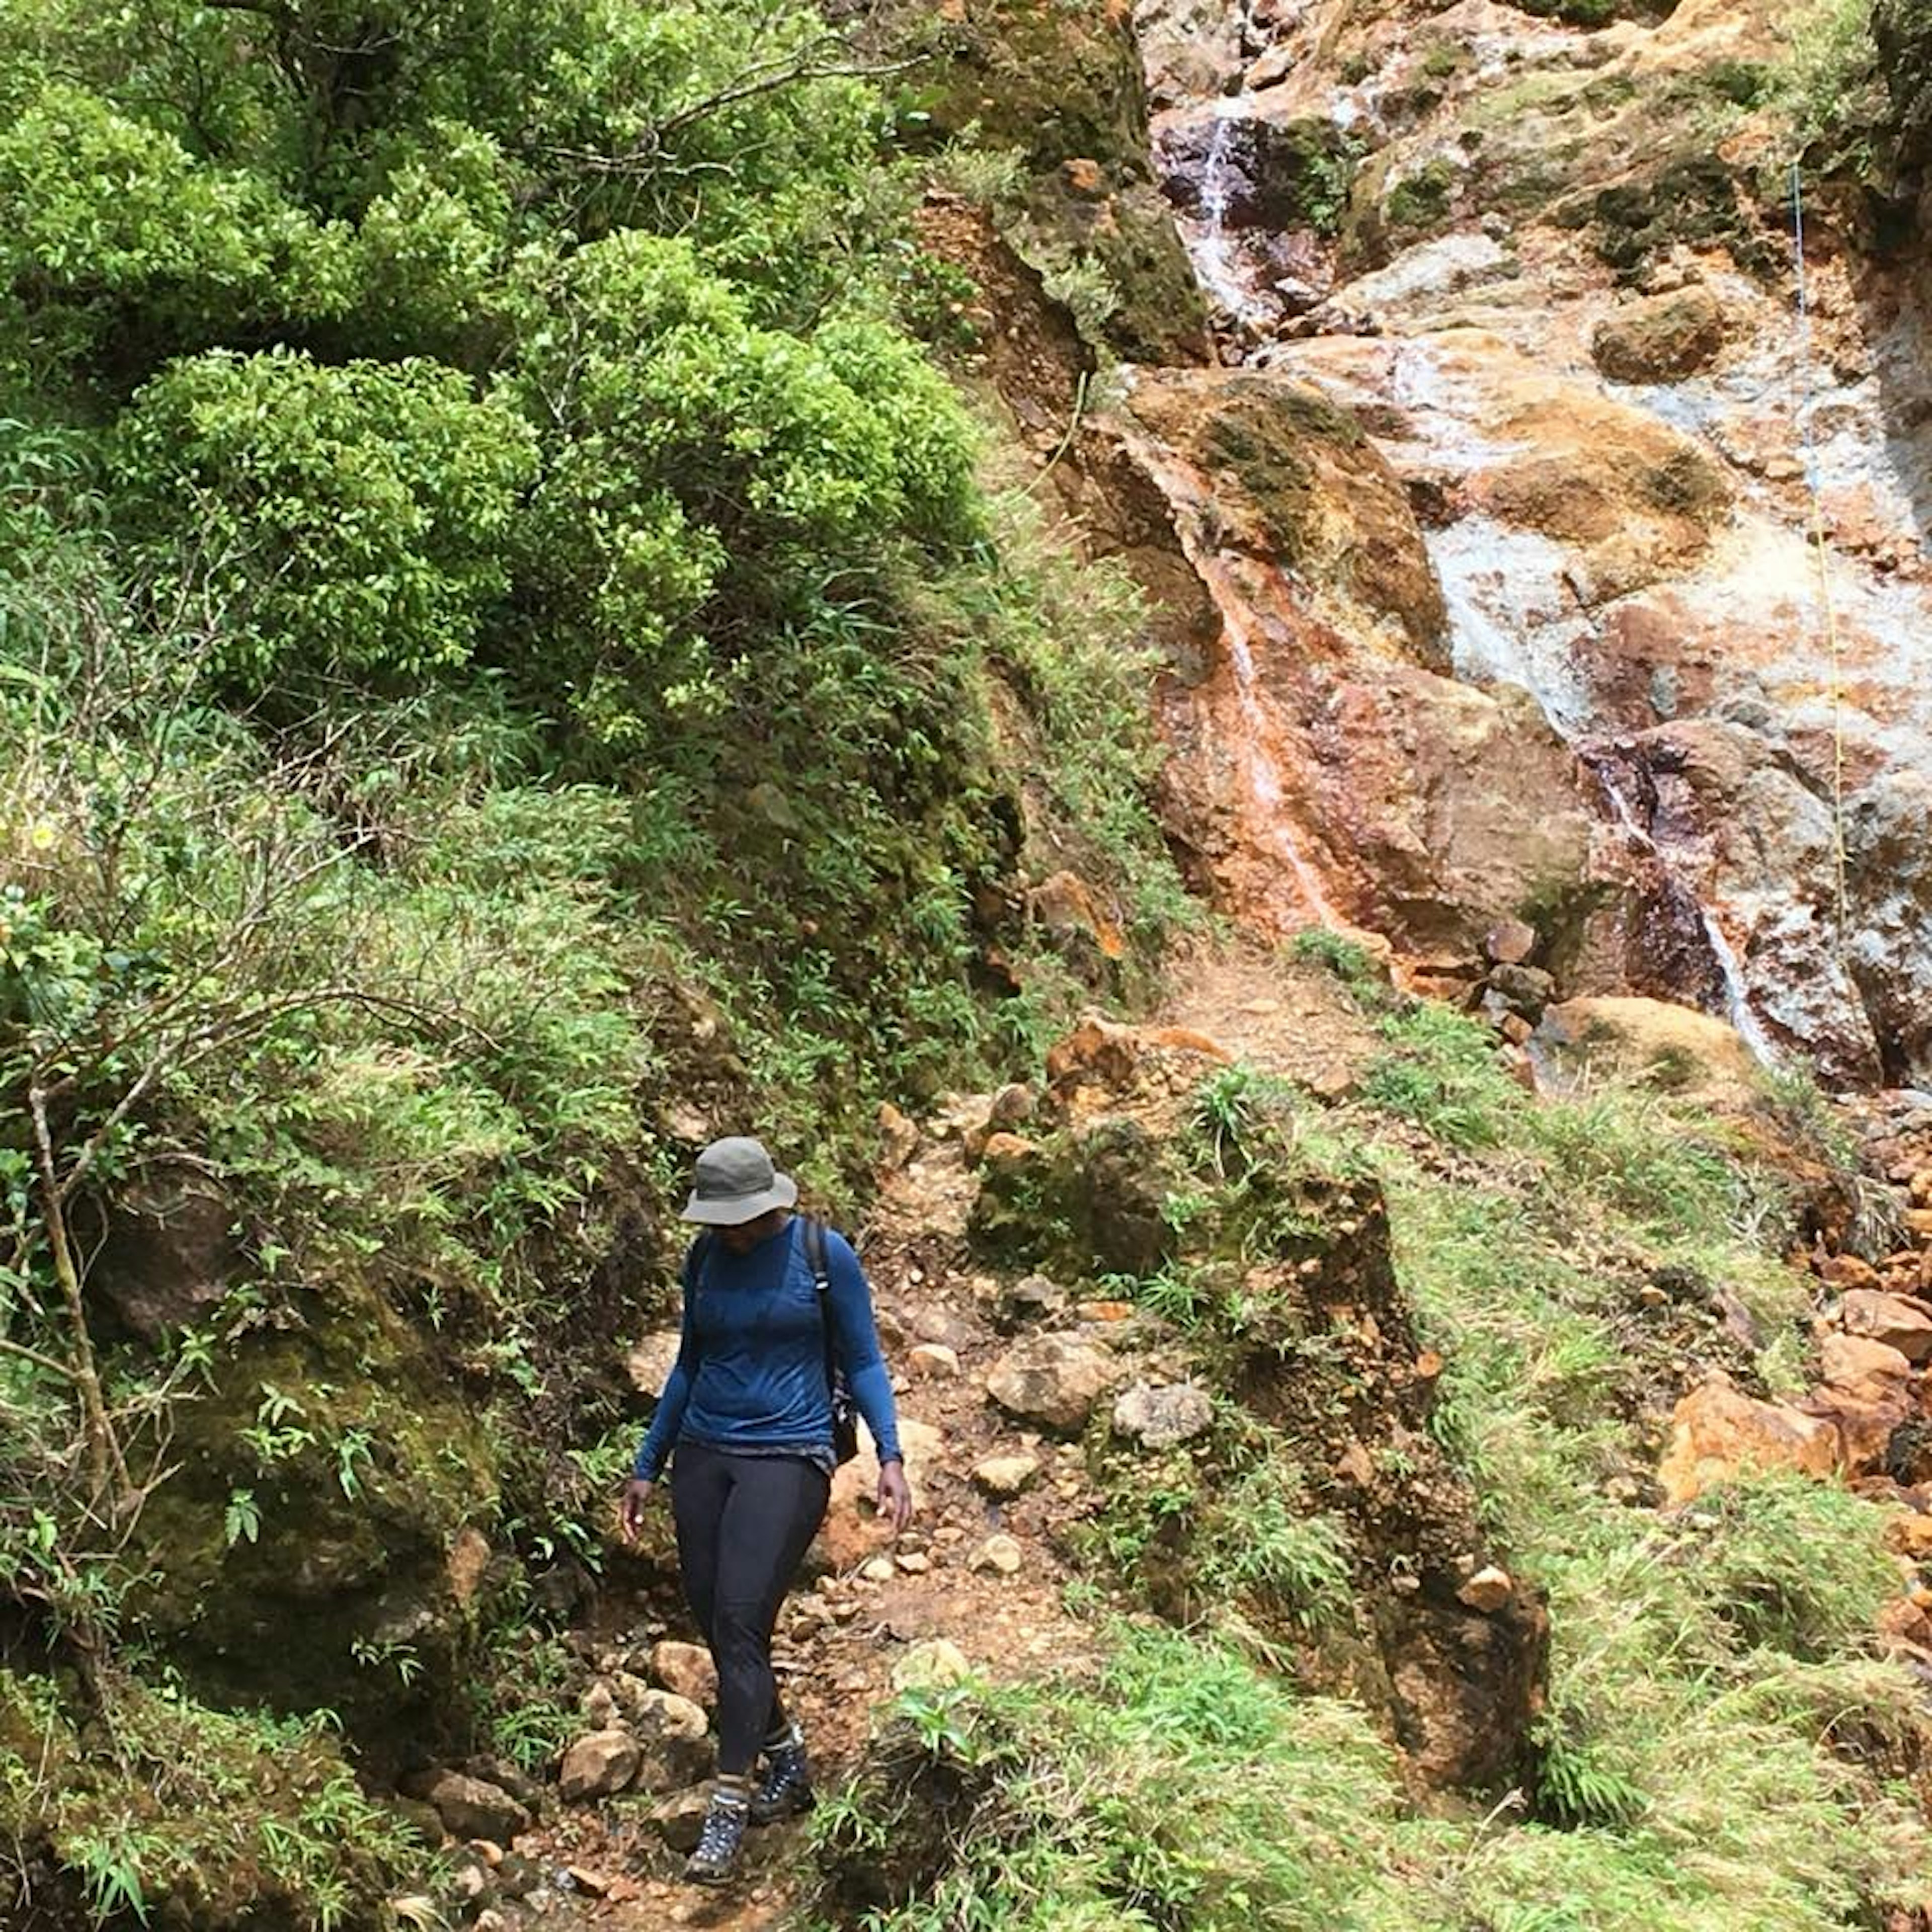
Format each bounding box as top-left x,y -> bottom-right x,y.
404,943 -> 1392,1929
416,942 -> 1932,1930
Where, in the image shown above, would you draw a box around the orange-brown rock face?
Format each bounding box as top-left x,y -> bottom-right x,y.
1106,0 -> 1932,1085
1093,366 -> 1602,957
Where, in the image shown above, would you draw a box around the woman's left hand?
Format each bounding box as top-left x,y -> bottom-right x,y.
877,1459 -> 914,1535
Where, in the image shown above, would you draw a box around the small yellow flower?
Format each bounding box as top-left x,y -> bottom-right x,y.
26,820 -> 56,852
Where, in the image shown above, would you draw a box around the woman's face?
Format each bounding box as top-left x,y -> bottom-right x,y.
718,1207 -> 788,1255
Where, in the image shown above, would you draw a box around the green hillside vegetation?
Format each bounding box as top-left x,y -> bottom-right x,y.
0,0 -> 1183,1920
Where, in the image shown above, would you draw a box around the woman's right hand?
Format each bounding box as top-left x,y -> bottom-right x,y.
619,1477 -> 656,1542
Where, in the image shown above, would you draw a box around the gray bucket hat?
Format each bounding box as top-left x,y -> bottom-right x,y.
680,1136 -> 799,1225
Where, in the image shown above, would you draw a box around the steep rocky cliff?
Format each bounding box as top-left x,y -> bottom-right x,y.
952,0 -> 1932,1089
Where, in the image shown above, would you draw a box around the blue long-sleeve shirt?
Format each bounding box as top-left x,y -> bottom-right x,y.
633,1216 -> 901,1480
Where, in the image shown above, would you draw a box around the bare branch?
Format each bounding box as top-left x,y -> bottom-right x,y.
0,1335 -> 78,1380
534,37 -> 929,182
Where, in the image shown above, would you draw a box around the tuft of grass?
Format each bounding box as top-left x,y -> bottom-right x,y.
1288,925 -> 1378,985
1201,1465 -> 1354,1632
810,1617 -> 1931,1932
1363,1003 -> 1522,1149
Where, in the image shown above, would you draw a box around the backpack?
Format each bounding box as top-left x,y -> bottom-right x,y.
683,1214 -> 860,1466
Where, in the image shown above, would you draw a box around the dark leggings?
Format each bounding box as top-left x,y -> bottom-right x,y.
671,1443 -> 830,1775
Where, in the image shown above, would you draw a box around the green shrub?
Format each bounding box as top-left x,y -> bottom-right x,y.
1777,0 -> 1884,173
346,124 -> 514,357
504,232 -> 980,745
111,349 -> 536,684
0,84 -> 352,387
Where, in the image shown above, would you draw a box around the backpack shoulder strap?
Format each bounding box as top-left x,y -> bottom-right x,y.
801,1214 -> 831,1296
801,1215 -> 844,1392
681,1232 -> 713,1351
682,1231 -> 714,1290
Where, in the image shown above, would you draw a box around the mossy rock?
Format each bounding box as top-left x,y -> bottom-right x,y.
1340,151 -> 1465,267
969,1116 -> 1181,1279
1127,370 -> 1448,665
1156,114 -> 1360,237
1385,158 -> 1460,241
123,1275 -> 499,1755
1570,153 -> 1780,283
872,0 -> 1207,361
1025,175 -> 1212,364
1590,284 -> 1730,383
880,0 -> 1154,179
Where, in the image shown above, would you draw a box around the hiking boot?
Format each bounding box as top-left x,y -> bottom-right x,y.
684,1788 -> 750,1885
749,1737 -> 815,1824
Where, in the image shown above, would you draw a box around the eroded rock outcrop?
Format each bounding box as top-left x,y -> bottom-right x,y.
981,1015 -> 1549,1791
1090,364 -> 1602,958
1103,0 -> 1932,1082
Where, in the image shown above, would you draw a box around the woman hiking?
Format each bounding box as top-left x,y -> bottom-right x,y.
620,1135 -> 914,1885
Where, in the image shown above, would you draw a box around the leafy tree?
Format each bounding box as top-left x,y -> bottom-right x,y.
0,85 -> 352,391
503,232 -> 978,746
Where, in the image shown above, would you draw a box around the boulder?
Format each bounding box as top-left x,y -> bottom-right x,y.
409,1769 -> 531,1844
464,1755 -> 544,1815
1840,1289 -> 1932,1364
628,1691 -> 711,1794
1657,1373 -> 1839,1504
1805,1380 -> 1915,1476
877,1101 -> 920,1171
986,1334 -> 1121,1432
987,1083 -> 1041,1134
1534,997 -> 1763,1113
649,1640 -> 717,1709
120,1270 -> 501,1750
1817,1331 -> 1914,1396
1486,918 -> 1538,965
91,1175 -> 239,1341
1820,1254 -> 1883,1294
969,1535 -> 1025,1576
822,1416 -> 946,1569
890,1640 -> 974,1694
1456,1566 -> 1515,1614
596,1670 -> 656,1723
908,1343 -> 961,1380
558,1730 -> 640,1804
999,1274 -> 1070,1329
650,1787 -> 712,1854
1487,963 -> 1556,1016
977,1130 -> 1044,1170
1590,285 -> 1729,384
971,1454 -> 1042,1497
1112,1381 -> 1216,1448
